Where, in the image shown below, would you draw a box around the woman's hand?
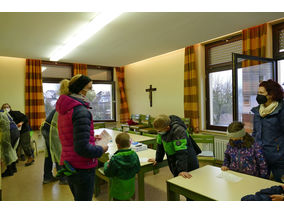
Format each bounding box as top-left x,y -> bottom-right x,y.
178,172 -> 192,179
221,166 -> 229,171
101,145 -> 108,153
94,135 -> 102,140
270,194 -> 284,201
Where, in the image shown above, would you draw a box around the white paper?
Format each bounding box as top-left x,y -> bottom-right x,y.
216,171 -> 243,183
139,157 -> 149,163
96,130 -> 112,146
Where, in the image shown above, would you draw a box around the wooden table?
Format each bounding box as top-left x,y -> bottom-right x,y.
94,128 -> 167,201
167,165 -> 279,201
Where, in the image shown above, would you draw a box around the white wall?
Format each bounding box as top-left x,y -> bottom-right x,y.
124,48 -> 185,118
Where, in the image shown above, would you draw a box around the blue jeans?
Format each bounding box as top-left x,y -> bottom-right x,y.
67,167 -> 95,201
269,164 -> 284,183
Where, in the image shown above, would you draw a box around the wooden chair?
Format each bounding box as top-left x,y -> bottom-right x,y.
94,167 -> 112,200
139,116 -> 157,134
127,130 -> 142,135
141,132 -> 157,150
129,114 -> 150,131
190,134 -> 215,164
120,114 -> 141,131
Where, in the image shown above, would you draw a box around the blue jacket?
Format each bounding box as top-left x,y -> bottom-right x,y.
241,185 -> 283,201
251,100 -> 284,165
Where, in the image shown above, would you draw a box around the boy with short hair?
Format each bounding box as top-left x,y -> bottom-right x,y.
149,114 -> 199,178
104,132 -> 140,200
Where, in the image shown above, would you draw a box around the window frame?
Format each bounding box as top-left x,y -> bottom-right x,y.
205,35 -> 242,131
41,60 -> 116,122
273,22 -> 284,60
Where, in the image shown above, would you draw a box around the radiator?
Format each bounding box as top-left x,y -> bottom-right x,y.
214,138 -> 229,161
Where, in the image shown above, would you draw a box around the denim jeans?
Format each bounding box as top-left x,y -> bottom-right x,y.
67,167 -> 95,201
269,164 -> 284,183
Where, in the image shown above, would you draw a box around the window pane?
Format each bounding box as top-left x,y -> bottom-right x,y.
88,68 -> 112,81
90,84 -> 114,120
279,29 -> 284,53
42,65 -> 71,79
42,83 -> 60,117
237,60 -> 274,133
209,70 -> 232,126
278,59 -> 284,90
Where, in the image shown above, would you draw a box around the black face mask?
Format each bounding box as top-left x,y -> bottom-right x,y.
256,94 -> 268,104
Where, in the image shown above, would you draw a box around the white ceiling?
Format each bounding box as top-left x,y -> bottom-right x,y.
0,12 -> 284,67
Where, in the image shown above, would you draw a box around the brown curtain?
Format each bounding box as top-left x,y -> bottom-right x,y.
184,45 -> 199,133
242,23 -> 267,67
73,63 -> 87,76
116,67 -> 130,123
25,59 -> 46,130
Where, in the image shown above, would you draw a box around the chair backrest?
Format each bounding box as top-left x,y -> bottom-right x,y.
191,134 -> 214,157
94,122 -> 106,129
131,114 -> 141,123
140,114 -> 150,125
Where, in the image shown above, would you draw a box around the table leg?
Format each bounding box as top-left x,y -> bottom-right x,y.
167,182 -> 180,201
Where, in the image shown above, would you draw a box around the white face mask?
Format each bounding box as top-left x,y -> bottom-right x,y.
4,108 -> 10,112
85,90 -> 96,102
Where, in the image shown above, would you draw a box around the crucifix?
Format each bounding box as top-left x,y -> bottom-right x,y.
145,85 -> 157,107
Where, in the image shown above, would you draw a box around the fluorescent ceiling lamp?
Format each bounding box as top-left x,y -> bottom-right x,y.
50,12 -> 123,61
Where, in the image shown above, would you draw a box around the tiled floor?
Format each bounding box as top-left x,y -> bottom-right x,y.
1,152 -> 212,201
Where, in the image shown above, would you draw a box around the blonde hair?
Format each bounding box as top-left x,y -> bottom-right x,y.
153,114 -> 170,129
115,132 -> 130,148
59,74 -> 82,95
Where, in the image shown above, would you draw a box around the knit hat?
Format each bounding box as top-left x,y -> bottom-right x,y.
69,75 -> 92,94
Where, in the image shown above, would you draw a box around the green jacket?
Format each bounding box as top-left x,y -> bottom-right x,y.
104,149 -> 140,200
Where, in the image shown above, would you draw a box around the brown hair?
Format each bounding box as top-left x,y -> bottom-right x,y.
259,79 -> 284,102
115,132 -> 131,148
1,103 -> 11,110
228,121 -> 254,148
153,115 -> 171,129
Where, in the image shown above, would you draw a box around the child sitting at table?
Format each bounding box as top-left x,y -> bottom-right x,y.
104,132 -> 140,200
221,121 -> 268,178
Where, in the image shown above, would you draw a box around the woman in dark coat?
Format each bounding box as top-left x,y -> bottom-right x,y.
251,79 -> 284,182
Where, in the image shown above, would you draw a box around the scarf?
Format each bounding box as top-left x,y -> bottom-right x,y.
259,101 -> 279,117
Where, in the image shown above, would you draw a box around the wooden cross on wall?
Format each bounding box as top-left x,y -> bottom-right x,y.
145,85 -> 157,107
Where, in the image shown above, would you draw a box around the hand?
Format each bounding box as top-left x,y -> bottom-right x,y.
221,166 -> 229,171
94,135 -> 102,140
178,172 -> 192,179
148,158 -> 157,166
17,122 -> 23,128
270,194 -> 284,201
101,145 -> 108,153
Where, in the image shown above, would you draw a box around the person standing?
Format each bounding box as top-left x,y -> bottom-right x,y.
56,74 -> 108,201
1,103 -> 34,166
251,79 -> 284,182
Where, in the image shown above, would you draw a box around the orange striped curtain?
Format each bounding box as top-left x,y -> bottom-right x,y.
184,45 -> 199,133
116,67 -> 130,123
73,63 -> 87,76
242,23 -> 267,67
25,59 -> 46,130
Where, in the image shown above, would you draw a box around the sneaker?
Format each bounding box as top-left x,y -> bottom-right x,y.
43,176 -> 59,184
24,157 -> 35,166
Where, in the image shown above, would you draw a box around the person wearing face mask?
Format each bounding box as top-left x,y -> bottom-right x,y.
1,103 -> 34,166
221,121 -> 268,178
56,74 -> 108,201
251,79 -> 284,182
148,114 -> 199,179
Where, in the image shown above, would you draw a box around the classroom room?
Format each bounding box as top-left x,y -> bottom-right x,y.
1,4 -> 284,204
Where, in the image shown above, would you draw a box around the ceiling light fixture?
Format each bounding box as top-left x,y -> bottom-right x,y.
49,12 -> 123,62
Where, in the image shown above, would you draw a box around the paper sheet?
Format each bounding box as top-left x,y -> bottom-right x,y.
217,171 -> 243,183
139,157 -> 149,163
96,130 -> 112,146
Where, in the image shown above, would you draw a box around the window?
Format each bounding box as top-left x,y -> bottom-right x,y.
205,35 -> 242,131
273,22 -> 284,90
42,62 -> 116,122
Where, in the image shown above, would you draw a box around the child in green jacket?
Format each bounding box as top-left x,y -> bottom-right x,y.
104,132 -> 140,200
